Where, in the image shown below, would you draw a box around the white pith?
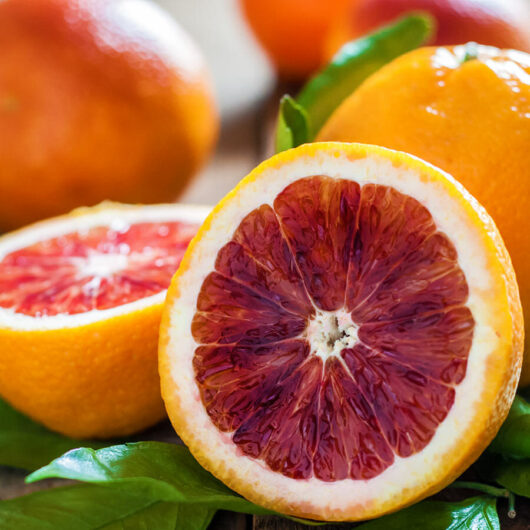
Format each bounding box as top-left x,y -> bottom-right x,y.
162,147 -> 513,518
80,253 -> 130,278
0,203 -> 211,330
307,309 -> 359,362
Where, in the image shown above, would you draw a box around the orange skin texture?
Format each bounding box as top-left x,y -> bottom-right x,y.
326,0 -> 530,58
239,0 -> 350,80
318,46 -> 530,385
0,303 -> 165,439
0,0 -> 218,231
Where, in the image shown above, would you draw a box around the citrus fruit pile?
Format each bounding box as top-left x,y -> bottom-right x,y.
318,43 -> 530,384
159,143 -> 523,521
0,203 -> 209,438
0,0 -> 218,230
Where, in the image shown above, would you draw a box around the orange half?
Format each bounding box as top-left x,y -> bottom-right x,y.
0,202 -> 209,438
159,143 -> 522,521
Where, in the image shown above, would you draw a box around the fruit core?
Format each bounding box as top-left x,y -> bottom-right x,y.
0,220 -> 199,317
308,310 -> 359,361
193,175 -> 475,482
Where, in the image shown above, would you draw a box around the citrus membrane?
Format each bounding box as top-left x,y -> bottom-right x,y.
160,143 -> 522,521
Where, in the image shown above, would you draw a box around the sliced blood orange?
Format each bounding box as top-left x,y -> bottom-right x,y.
159,143 -> 523,521
0,202 -> 209,438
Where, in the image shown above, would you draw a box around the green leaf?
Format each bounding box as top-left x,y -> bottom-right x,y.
274,13 -> 434,152
0,482 -> 214,530
492,458 -> 530,499
275,95 -> 310,152
0,397 -> 106,471
477,394 -> 530,497
357,496 -> 499,530
27,442 -> 275,516
6,441 -> 504,528
489,395 -> 530,459
26,442 -> 324,526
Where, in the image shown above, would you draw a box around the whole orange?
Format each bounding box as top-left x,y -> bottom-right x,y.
318,44 -> 530,384
326,0 -> 530,58
0,0 -> 218,231
239,0 -> 349,80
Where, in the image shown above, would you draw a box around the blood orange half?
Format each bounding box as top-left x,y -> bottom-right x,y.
159,143 -> 523,521
0,202 -> 209,438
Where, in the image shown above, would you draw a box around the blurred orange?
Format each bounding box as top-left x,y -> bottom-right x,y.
326,0 -> 530,58
0,0 -> 218,231
239,0 -> 349,80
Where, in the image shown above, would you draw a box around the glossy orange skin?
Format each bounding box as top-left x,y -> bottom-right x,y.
0,301 -> 166,439
326,0 -> 530,57
318,45 -> 530,384
239,0 -> 349,79
0,0 -> 218,231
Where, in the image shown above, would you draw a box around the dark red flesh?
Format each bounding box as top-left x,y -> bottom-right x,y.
193,177 -> 474,481
0,220 -> 199,316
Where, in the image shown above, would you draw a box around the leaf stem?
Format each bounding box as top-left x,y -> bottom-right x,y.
508,492 -> 516,519
450,481 -> 509,498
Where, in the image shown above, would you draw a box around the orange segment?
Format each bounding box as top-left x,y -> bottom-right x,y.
193,177 -> 473,480
0,202 -> 209,438
160,142 -> 523,521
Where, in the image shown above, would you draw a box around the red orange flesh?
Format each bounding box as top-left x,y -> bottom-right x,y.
160,143 -> 523,521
